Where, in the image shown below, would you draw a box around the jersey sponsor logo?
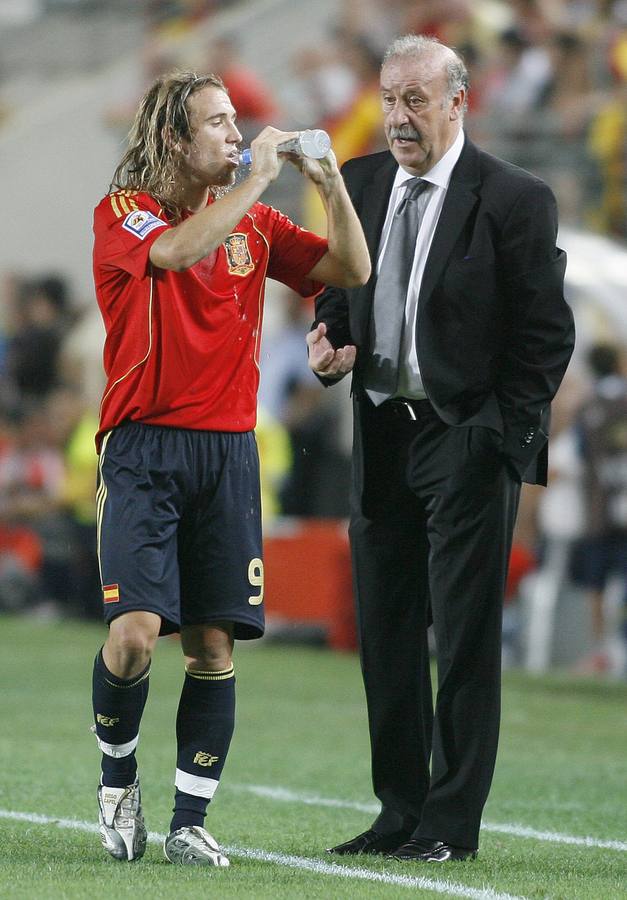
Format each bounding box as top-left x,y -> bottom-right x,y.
121,209 -> 167,239
103,583 -> 120,604
193,751 -> 220,767
224,232 -> 255,276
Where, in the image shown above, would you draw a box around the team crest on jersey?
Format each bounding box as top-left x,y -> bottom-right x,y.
224,233 -> 254,276
121,209 -> 167,240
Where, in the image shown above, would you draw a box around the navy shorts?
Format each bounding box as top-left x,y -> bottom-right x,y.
97,422 -> 265,639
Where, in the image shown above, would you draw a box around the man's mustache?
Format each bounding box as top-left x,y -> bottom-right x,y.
388,126 -> 421,141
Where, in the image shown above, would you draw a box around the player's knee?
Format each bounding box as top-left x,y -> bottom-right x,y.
182,623 -> 233,672
105,612 -> 160,676
187,649 -> 233,672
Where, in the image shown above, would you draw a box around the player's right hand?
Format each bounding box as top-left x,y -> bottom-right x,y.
306,322 -> 356,379
249,127 -> 300,183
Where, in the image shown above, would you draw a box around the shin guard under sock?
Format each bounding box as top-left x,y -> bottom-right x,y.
170,665 -> 235,832
92,649 -> 150,788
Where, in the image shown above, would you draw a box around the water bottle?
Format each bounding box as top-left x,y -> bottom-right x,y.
238,129 -> 331,166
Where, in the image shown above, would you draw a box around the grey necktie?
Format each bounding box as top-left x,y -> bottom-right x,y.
364,177 -> 429,405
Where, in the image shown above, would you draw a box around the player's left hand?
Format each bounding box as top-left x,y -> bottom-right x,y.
288,149 -> 340,187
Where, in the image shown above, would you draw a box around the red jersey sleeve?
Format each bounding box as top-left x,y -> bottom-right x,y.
93,191 -> 170,282
261,205 -> 328,298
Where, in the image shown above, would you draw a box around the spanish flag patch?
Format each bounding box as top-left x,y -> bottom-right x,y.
103,583 -> 120,604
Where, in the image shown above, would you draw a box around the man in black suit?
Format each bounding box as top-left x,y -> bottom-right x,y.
307,34 -> 575,863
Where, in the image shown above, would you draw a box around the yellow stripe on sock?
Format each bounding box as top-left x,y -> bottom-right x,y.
104,666 -> 151,690
186,666 -> 234,681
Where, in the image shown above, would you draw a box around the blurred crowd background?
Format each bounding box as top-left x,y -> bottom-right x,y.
0,0 -> 625,675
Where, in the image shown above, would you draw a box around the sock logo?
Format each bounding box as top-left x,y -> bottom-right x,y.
96,713 -> 120,727
193,751 -> 219,767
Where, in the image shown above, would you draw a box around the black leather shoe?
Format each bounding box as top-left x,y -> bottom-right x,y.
327,828 -> 412,855
390,838 -> 478,862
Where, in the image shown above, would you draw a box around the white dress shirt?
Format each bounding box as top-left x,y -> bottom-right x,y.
376,128 -> 465,399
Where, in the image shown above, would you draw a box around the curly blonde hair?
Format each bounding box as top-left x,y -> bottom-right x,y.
111,70 -> 227,220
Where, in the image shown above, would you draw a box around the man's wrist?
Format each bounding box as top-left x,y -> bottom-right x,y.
246,171 -> 273,194
317,170 -> 343,198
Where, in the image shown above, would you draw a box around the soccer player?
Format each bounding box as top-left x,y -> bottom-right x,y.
90,70 -> 369,866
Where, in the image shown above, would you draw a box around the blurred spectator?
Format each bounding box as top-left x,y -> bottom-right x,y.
0,380 -> 103,620
254,406 -> 292,524
105,31 -> 281,152
291,36 -> 363,130
538,31 -> 598,223
573,343 -> 627,674
94,0 -> 624,240
541,31 -> 594,135
206,35 -> 282,144
0,407 -> 41,613
299,32 -> 385,233
588,79 -> 627,236
587,1 -> 627,236
402,0 -> 474,47
5,273 -> 73,401
258,289 -> 351,518
335,0 -> 401,52
311,33 -> 383,163
47,386 -> 101,620
521,373 -> 589,672
102,36 -> 179,138
0,400 -> 68,617
477,27 -> 553,122
0,272 -> 17,388
146,1 -> 217,34
57,303 -> 106,412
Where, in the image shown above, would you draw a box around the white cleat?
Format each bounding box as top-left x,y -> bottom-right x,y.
97,779 -> 147,861
164,826 -> 230,866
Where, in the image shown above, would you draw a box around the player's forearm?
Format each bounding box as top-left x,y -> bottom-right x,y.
317,176 -> 371,287
150,174 -> 271,271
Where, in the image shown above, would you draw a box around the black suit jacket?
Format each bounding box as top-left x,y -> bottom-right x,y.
315,136 -> 575,504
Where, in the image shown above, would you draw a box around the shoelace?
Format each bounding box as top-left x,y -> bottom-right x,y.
172,827 -> 216,852
115,788 -> 140,826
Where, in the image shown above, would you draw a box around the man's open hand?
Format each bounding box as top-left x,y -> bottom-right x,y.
307,322 -> 356,379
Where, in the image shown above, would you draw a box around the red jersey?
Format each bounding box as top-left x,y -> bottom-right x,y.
92,190 -> 328,450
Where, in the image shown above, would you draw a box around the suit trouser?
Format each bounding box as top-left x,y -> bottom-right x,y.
349,403 -> 521,849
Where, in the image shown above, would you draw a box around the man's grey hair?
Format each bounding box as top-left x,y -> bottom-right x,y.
382,34 -> 469,111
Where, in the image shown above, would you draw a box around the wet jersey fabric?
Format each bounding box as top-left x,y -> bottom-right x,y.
93,189 -> 328,450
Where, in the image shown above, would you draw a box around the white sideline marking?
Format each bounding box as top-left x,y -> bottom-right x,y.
481,821 -> 627,852
230,783 -> 627,853
233,782 -> 377,814
0,808 -> 524,900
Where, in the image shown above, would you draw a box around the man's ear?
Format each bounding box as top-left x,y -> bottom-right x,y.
450,88 -> 466,121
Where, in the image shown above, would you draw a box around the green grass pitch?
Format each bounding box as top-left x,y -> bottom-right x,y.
0,615 -> 625,899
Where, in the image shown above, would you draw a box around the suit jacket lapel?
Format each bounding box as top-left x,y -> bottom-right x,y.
352,155 -> 397,345
418,137 -> 481,310
361,155 -> 397,259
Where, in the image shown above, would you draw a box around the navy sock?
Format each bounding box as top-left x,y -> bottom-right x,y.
92,649 -> 150,788
170,665 -> 235,832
